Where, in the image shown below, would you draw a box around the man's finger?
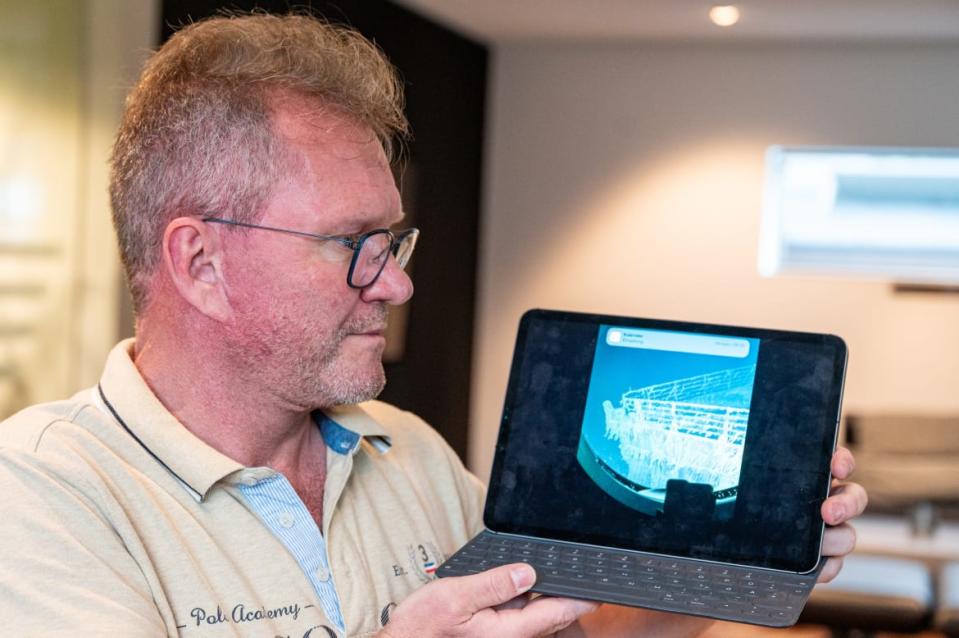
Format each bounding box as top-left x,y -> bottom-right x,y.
822,482 -> 868,525
497,594 -> 599,637
821,522 -> 857,557
817,557 -> 843,583
831,446 -> 855,480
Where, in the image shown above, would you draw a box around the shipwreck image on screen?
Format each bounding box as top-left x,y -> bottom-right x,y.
577,325 -> 761,522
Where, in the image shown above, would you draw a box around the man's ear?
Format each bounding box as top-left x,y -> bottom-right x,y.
162,217 -> 233,321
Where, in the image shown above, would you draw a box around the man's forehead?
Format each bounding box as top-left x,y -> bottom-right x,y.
269,92 -> 385,162
259,91 -> 402,230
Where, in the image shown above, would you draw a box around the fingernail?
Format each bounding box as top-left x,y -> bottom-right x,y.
832,504 -> 845,521
510,565 -> 535,592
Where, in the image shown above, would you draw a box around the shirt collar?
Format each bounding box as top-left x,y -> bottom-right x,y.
96,339 -> 392,501
96,340 -> 242,501
315,410 -> 392,456
321,403 -> 389,437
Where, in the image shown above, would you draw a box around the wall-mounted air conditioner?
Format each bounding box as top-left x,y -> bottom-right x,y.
759,146 -> 959,285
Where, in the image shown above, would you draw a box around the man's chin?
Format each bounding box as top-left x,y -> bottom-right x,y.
308,341 -> 388,406
324,364 -> 386,407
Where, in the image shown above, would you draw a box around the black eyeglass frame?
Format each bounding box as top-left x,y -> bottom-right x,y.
202,216 -> 419,289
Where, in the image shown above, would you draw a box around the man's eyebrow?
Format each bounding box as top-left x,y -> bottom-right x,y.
364,209 -> 406,232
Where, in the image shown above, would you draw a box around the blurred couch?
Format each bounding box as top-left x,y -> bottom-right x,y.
845,414 -> 959,520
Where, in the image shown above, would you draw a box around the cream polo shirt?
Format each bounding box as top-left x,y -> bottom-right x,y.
0,340 -> 485,637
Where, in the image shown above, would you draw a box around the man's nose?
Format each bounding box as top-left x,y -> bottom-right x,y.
360,255 -> 414,305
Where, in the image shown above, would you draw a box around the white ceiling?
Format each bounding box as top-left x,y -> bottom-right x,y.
392,0 -> 959,43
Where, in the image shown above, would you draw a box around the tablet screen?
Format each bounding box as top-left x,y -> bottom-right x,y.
484,309 -> 847,573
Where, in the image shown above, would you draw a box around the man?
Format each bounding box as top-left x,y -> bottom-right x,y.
0,13 -> 866,637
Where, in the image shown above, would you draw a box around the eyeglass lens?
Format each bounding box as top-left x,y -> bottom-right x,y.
350,230 -> 418,288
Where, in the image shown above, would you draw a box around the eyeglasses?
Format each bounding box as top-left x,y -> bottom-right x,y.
202,216 -> 419,289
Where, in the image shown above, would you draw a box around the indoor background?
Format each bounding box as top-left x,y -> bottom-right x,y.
2,1 -> 957,636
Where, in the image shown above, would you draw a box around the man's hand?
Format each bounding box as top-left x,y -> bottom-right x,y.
818,445 -> 868,582
379,563 -> 598,638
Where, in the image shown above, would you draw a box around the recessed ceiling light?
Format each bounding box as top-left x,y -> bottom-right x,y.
709,5 -> 741,27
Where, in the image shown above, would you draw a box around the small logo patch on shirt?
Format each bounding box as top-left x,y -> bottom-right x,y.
406,542 -> 444,583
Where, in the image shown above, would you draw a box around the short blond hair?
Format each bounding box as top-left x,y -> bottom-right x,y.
109,13 -> 408,313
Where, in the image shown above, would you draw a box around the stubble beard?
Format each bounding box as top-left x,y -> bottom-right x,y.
310,324 -> 387,406
233,305 -> 389,409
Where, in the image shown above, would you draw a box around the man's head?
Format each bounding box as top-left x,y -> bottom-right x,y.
110,13 -> 408,313
111,14 -> 414,408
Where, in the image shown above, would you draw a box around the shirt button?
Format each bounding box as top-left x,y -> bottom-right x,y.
315,566 -> 331,581
277,512 -> 295,528
241,476 -> 258,487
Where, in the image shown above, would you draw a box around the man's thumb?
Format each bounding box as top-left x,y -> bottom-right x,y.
463,563 -> 536,611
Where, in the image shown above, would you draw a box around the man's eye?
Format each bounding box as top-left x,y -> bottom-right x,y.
315,239 -> 354,262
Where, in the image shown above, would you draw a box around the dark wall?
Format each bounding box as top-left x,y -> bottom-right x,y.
161,1 -> 487,460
